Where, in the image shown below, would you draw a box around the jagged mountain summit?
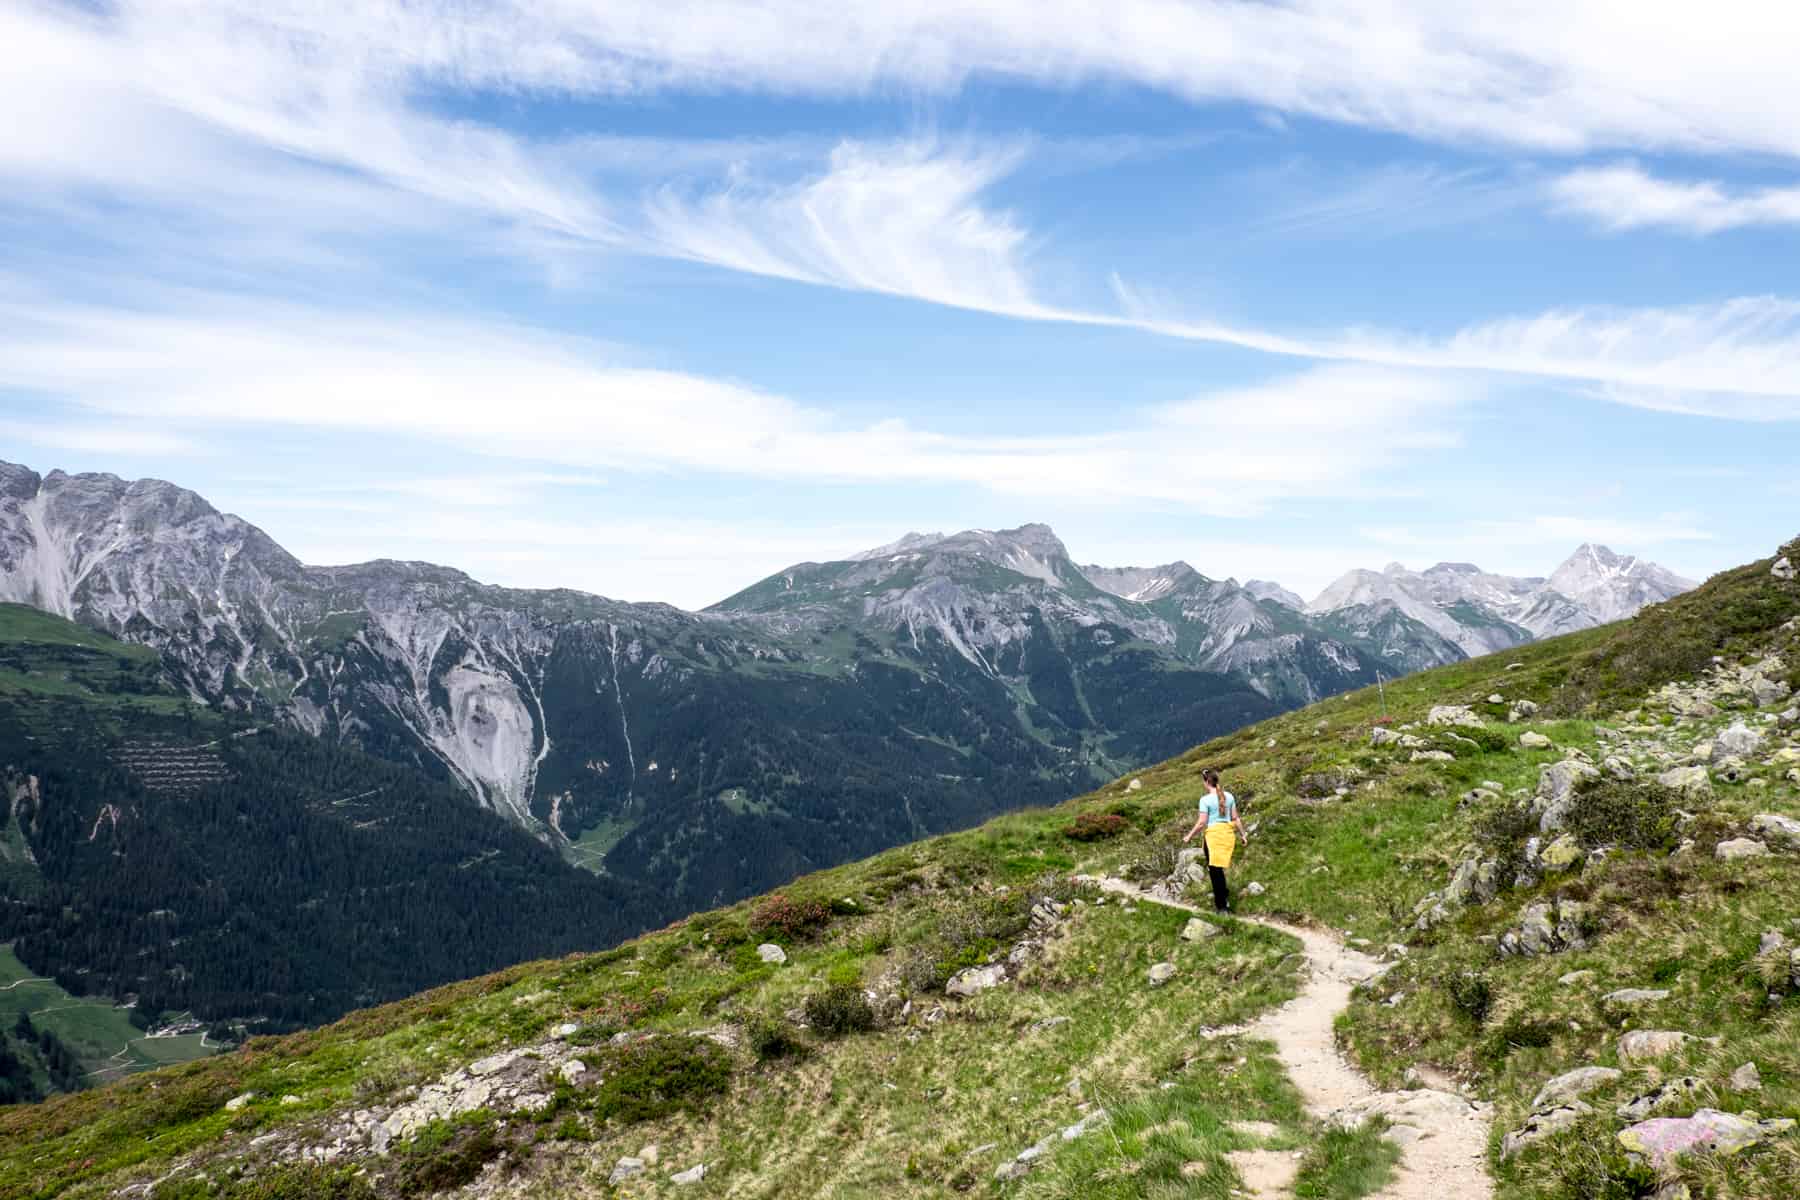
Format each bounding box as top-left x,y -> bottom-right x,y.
0,460 -> 1695,922
1307,547 -> 1695,658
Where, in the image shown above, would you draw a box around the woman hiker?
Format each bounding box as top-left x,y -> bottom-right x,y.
1182,768 -> 1249,912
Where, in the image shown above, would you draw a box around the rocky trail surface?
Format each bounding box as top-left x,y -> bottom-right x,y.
1080,874 -> 1494,1200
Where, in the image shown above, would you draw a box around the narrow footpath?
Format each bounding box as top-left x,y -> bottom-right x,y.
1078,875 -> 1494,1200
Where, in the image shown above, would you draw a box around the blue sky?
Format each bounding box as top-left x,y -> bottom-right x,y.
2,1 -> 1797,608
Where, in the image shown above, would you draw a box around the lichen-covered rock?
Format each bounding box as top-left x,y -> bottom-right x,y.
946,964 -> 1007,997
1657,765 -> 1712,795
1532,1066 -> 1621,1109
1716,838 -> 1770,860
1181,918 -> 1217,942
756,943 -> 787,964
1519,731 -> 1552,750
1428,705 -> 1485,728
1729,1062 -> 1763,1092
1616,1076 -> 1703,1120
1601,988 -> 1671,1019
1540,835 -> 1584,873
1748,813 -> 1800,848
1411,749 -> 1455,763
1536,760 -> 1602,832
1616,1109 -> 1794,1169
1147,962 -> 1177,986
1501,1102 -> 1591,1159
1618,1030 -> 1704,1065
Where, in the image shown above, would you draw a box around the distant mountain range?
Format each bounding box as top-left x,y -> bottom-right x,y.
0,461 -> 1694,918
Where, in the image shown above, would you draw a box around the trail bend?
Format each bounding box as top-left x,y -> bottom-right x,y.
1077,874 -> 1494,1200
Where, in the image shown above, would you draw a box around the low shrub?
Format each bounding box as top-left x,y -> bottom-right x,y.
1479,1013 -> 1559,1071
1063,812 -> 1128,841
395,1121 -> 503,1196
1126,840 -> 1180,884
746,1014 -> 808,1061
154,1165 -> 380,1200
803,984 -> 876,1037
588,1035 -> 733,1124
1446,971 -> 1492,1025
749,894 -> 832,942
894,892 -> 1033,994
1567,780 -> 1678,851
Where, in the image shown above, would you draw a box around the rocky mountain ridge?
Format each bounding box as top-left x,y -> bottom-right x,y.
0,461 -> 1693,917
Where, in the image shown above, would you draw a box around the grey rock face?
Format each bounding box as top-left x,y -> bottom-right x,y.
946,964 -> 1007,997
1616,1076 -> 1704,1121
1536,759 -> 1602,832
1657,765 -> 1712,796
1617,1030 -> 1705,1065
1715,722 -> 1764,760
1748,813 -> 1800,848
1502,1101 -> 1591,1159
1532,1066 -> 1621,1110
1715,838 -> 1769,860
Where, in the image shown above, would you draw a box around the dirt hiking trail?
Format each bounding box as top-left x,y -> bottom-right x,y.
1079,875 -> 1494,1200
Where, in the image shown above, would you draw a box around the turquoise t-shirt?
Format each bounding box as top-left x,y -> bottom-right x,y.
1198,790 -> 1237,824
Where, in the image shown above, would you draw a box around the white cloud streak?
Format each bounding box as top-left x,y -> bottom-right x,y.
1551,163 -> 1800,234
4,3 -> 1800,418
60,1 -> 1800,161
0,297 -> 1467,515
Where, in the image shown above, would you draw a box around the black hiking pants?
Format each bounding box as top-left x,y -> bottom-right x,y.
1209,865 -> 1230,912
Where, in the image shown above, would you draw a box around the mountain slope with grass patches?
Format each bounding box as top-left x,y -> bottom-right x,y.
0,537 -> 1793,1200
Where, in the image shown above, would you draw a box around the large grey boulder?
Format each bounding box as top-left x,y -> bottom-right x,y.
1601,988 -> 1671,1019
1657,765 -> 1712,796
1428,705 -> 1485,728
757,943 -> 788,964
1618,1030 -> 1703,1065
1616,1076 -> 1703,1121
1536,760 -> 1602,832
1715,838 -> 1770,861
1772,556 -> 1796,581
1748,813 -> 1800,848
1532,1066 -> 1621,1109
1501,1102 -> 1591,1160
1716,722 -> 1765,760
1617,1109 -> 1795,1169
946,964 -> 1007,997
1519,731 -> 1553,750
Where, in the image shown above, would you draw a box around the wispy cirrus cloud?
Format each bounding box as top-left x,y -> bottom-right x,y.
5,1 -> 1800,424
1550,163 -> 1800,234
55,1 -> 1800,161
0,295 -> 1469,516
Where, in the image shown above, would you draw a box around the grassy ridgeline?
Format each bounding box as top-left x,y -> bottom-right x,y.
1,539 -> 1796,1199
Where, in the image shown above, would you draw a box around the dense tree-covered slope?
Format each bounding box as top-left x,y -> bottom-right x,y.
2,538 -> 1790,1199
0,604 -> 663,1048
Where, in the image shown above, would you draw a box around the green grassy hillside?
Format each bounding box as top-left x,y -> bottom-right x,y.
2,538 -> 1796,1199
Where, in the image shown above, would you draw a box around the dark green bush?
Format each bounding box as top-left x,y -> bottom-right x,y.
803,984 -> 876,1037
1479,1013 -> 1559,1071
1567,780 -> 1678,851
589,1035 -> 733,1124
746,1014 -> 808,1061
1446,971 -> 1492,1025
395,1121 -> 503,1196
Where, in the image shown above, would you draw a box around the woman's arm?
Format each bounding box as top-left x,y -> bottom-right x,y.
1182,813 -> 1208,843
